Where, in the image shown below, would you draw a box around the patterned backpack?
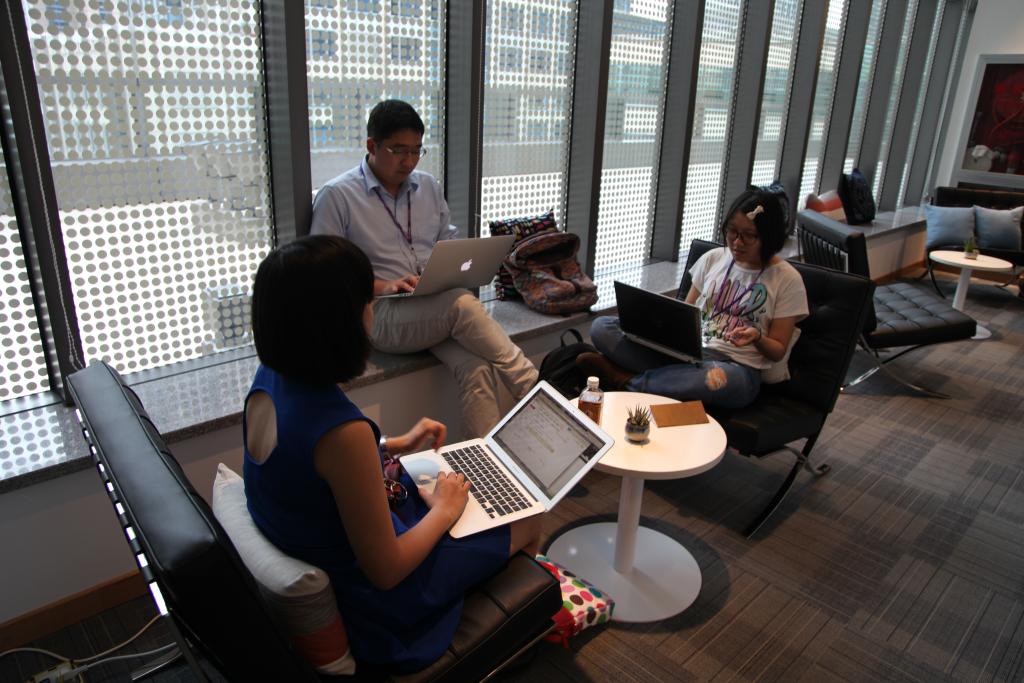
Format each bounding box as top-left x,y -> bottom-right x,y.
502,231 -> 598,315
489,211 -> 559,300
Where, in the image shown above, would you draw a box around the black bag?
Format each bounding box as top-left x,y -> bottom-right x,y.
538,329 -> 598,399
838,168 -> 876,225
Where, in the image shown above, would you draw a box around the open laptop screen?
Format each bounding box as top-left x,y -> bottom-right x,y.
491,390 -> 605,498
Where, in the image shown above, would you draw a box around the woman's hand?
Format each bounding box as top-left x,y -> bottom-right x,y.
725,325 -> 761,347
419,471 -> 470,527
387,418 -> 447,455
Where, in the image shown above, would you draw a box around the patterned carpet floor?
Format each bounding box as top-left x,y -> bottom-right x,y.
3,274 -> 1022,683
508,275 -> 1024,682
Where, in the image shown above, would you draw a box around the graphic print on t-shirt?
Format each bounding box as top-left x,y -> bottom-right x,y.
699,276 -> 768,341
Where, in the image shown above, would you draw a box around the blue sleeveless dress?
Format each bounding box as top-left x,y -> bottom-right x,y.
243,365 -> 510,673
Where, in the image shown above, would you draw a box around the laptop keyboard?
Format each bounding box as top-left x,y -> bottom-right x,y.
442,444 -> 531,518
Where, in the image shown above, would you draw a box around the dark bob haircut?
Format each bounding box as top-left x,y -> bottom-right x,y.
367,99 -> 425,142
720,189 -> 788,263
251,235 -> 374,385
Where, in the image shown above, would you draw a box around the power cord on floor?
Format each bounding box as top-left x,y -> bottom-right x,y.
27,643 -> 178,682
0,613 -> 166,682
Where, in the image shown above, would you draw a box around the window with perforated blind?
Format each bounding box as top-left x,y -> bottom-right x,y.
0,161 -> 50,402
874,0 -> 919,198
594,0 -> 671,274
679,0 -> 741,249
306,0 -> 445,192
21,0 -> 274,376
845,0 -> 884,174
480,0 -> 575,237
750,0 -> 800,187
799,0 -> 845,201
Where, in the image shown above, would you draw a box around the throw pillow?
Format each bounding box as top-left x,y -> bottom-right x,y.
925,204 -> 975,249
761,327 -> 801,384
837,168 -> 876,225
974,205 -> 1023,250
211,464 -> 355,675
805,190 -> 846,221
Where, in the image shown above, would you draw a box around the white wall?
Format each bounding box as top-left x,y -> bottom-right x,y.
0,333 -> 563,625
934,0 -> 1024,188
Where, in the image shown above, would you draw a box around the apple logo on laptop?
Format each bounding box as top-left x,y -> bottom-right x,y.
460,258 -> 473,272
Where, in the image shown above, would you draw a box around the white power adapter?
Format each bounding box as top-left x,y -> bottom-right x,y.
28,660 -> 82,683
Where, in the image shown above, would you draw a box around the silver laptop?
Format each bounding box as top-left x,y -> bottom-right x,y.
615,280 -> 704,363
400,381 -> 613,538
379,234 -> 515,299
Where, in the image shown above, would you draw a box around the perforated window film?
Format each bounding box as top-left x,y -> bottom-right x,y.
306,0 -> 445,191
799,0 -> 845,202
751,0 -> 800,187
1,161 -> 50,402
845,0 -> 884,174
680,0 -> 741,250
480,1 -> 575,235
22,0 -> 274,375
874,0 -> 919,199
595,0 -> 671,275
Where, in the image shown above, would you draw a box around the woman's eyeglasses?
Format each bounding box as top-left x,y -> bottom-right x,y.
384,478 -> 408,510
724,227 -> 760,244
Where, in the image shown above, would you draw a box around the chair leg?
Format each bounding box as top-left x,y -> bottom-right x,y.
928,262 -> 945,298
743,434 -> 828,538
844,340 -> 950,399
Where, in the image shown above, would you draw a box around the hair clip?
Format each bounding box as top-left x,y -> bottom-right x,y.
746,205 -> 765,221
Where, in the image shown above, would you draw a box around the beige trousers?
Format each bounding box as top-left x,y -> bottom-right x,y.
371,289 -> 538,437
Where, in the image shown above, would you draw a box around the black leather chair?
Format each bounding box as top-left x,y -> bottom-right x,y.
66,361 -> 561,683
797,210 -> 977,397
678,240 -> 874,536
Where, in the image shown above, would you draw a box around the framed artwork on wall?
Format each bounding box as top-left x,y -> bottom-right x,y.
955,54 -> 1024,190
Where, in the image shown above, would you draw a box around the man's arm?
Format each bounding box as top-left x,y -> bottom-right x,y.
435,183 -> 457,242
310,186 -> 349,237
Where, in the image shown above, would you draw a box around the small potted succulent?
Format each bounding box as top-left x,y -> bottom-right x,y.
624,404 -> 652,443
963,234 -> 979,259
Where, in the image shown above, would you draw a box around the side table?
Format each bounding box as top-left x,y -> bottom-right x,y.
546,392 -> 726,623
928,250 -> 1013,339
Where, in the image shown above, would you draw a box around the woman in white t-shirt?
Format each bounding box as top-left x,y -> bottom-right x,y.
581,189 -> 809,410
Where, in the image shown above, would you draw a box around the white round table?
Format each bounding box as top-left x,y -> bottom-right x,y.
929,250 -> 1013,339
546,391 -> 727,623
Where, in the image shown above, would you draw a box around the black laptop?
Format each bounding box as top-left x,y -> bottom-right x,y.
614,281 -> 703,362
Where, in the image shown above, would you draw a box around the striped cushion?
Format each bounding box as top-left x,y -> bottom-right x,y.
212,464 -> 355,675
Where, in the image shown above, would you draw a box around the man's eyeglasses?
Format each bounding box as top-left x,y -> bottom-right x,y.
724,227 -> 760,244
384,146 -> 428,159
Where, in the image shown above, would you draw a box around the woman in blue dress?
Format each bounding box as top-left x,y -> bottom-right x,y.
243,235 -> 541,673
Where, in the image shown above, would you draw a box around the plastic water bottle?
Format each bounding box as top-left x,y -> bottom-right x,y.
578,376 -> 603,425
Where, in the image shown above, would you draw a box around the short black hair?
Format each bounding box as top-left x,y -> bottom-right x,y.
251,235 -> 374,385
720,189 -> 788,263
367,99 -> 425,141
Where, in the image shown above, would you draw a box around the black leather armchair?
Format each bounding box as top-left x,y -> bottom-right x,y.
66,361 -> 561,682
679,240 -> 874,536
797,210 -> 976,397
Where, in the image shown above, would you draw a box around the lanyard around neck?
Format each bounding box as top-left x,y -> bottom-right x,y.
374,188 -> 412,245
709,257 -> 766,322
360,164 -> 413,245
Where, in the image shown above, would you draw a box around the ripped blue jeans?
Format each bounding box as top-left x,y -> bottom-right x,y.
589,316 -> 761,411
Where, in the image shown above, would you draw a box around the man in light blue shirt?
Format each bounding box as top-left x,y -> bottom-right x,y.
310,100 -> 537,437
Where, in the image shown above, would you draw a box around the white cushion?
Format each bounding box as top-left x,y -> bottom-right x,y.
761,328 -> 801,384
212,464 -> 355,675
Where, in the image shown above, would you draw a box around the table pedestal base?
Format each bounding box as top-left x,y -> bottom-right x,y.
546,522 -> 701,623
